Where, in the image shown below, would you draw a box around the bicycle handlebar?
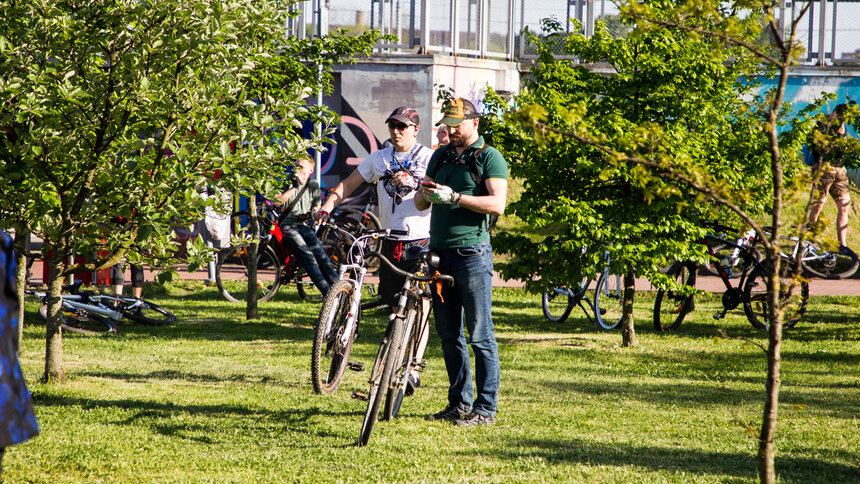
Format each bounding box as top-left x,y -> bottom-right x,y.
364,251 -> 455,286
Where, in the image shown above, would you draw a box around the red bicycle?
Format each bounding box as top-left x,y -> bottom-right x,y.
215,208 -> 345,303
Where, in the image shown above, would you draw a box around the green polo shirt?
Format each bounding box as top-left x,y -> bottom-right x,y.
426,136 -> 508,249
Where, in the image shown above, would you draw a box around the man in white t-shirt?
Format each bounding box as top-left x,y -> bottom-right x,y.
318,106 -> 433,393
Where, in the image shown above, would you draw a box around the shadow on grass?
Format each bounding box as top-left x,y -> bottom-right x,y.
32,393 -> 362,443
482,438 -> 859,483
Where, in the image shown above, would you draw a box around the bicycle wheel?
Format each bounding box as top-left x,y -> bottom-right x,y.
801,244 -> 860,280
384,306 -> 420,420
541,281 -> 583,323
742,264 -> 809,331
358,316 -> 403,447
593,269 -> 624,330
296,241 -> 344,301
311,280 -> 356,395
39,304 -> 116,336
110,297 -> 176,326
653,261 -> 697,331
216,244 -> 282,303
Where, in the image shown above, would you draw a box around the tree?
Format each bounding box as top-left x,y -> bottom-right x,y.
493,1 -> 857,482
0,0 -> 377,380
487,15 -> 771,347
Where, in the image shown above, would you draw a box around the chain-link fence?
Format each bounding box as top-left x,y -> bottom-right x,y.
299,1 -> 860,65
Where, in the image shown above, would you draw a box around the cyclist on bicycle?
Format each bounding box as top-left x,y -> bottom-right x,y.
318,106 -> 433,392
275,155 -> 338,295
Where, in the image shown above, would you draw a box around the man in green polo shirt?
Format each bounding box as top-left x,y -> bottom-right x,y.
415,98 -> 508,426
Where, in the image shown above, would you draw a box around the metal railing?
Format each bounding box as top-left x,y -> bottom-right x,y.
289,1 -> 860,66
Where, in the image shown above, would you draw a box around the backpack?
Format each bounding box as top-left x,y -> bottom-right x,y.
427,143 -> 499,230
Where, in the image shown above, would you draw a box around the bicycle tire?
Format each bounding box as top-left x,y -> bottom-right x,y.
742,264 -> 809,331
311,280 -> 356,395
358,315 -> 403,446
216,244 -> 282,303
653,261 -> 697,331
384,306 -> 420,420
593,269 -> 624,330
541,280 -> 584,323
296,241 -> 344,301
111,297 -> 176,326
801,244 -> 860,280
39,304 -> 116,336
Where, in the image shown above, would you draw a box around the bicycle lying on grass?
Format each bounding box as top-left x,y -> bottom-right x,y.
353,248 -> 453,446
311,226 -> 409,396
541,252 -> 625,330
762,225 -> 859,280
26,280 -> 176,335
654,225 -> 809,332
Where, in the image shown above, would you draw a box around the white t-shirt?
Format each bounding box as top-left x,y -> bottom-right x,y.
357,144 -> 433,240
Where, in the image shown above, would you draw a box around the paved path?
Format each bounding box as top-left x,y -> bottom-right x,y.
27,260 -> 860,296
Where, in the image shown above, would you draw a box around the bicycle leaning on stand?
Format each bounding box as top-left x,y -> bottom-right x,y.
26,280 -> 176,336
354,248 -> 453,447
215,208 -> 345,303
541,251 -> 626,330
654,224 -> 809,332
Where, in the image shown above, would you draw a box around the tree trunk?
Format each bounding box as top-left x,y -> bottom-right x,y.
245,197 -> 260,320
43,255 -> 65,382
620,268 -> 637,347
757,256 -> 783,484
15,232 -> 27,351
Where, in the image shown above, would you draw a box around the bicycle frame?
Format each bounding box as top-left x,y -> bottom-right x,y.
30,290 -> 124,321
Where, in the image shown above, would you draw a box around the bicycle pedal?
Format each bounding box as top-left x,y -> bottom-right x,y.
713,311 -> 726,320
415,361 -> 427,371
351,391 -> 368,401
347,361 -> 364,372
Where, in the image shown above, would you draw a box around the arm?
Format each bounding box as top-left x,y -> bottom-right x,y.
414,179 -> 433,211
457,178 -> 507,215
320,168 -> 367,213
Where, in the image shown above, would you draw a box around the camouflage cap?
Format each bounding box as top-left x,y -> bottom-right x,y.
435,98 -> 480,127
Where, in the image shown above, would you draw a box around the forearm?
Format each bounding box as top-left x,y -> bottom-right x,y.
455,193 -> 505,215
321,170 -> 365,213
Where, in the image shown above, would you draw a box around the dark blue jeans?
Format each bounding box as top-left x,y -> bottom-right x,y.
430,242 -> 499,417
280,223 -> 337,294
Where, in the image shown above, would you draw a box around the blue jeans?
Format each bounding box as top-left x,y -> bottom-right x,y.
430,242 -> 499,417
280,223 -> 337,294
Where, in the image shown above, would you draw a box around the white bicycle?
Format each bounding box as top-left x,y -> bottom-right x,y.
27,281 -> 176,336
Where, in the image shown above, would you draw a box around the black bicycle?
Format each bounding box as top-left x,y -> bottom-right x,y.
654,225 -> 809,331
355,249 -> 453,447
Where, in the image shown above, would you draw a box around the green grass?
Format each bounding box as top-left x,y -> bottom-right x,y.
10,283 -> 860,483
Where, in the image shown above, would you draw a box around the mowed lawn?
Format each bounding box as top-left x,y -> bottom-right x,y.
9,282 -> 860,483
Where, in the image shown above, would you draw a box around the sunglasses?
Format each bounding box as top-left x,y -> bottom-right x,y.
388,122 -> 412,130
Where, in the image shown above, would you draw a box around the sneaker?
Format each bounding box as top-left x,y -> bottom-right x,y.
454,412 -> 496,427
405,372 -> 420,397
427,405 -> 469,422
839,245 -> 853,255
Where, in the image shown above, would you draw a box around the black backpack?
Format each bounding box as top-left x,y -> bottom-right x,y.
427,143 -> 499,230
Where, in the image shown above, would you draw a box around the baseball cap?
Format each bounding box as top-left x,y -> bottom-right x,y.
435,98 -> 480,126
385,106 -> 419,126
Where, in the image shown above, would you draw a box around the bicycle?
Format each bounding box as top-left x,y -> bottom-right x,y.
26,280 -> 176,336
762,225 -> 859,280
356,249 -> 453,447
654,225 -> 809,332
215,209 -> 344,303
541,251 -> 626,330
311,227 -> 409,395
